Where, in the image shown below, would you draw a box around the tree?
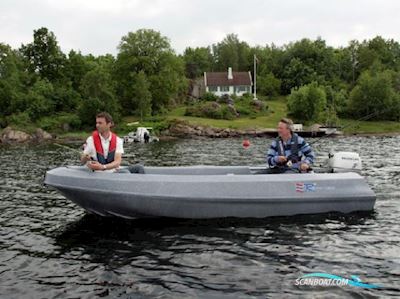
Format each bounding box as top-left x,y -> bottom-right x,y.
79,66 -> 120,126
348,70 -> 400,120
281,58 -> 316,94
20,27 -> 67,83
280,38 -> 338,94
287,82 -> 327,122
212,34 -> 250,71
183,47 -> 214,78
114,29 -> 187,114
26,79 -> 55,121
258,73 -> 281,97
0,43 -> 25,117
132,71 -> 152,120
65,50 -> 95,91
324,86 -> 348,117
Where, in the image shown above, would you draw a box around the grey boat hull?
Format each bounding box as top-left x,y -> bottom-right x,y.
44,166 -> 376,219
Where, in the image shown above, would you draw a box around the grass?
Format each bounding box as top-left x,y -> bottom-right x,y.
338,119 -> 400,134
165,97 -> 288,129
118,98 -> 400,134
38,96 -> 400,139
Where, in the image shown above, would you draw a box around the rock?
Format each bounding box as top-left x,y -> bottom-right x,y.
251,100 -> 266,111
204,127 -> 216,137
218,94 -> 234,105
1,127 -> 32,143
33,128 -> 53,141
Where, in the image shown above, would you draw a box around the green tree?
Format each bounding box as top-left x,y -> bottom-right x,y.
114,29 -> 187,114
324,86 -> 348,117
0,43 -> 25,117
20,27 -> 67,83
258,73 -> 281,97
65,50 -> 95,91
281,58 -> 316,94
183,46 -> 214,78
212,34 -> 250,71
348,70 -> 400,120
79,66 -> 120,126
132,71 -> 152,120
287,82 -> 327,122
26,79 -> 55,121
280,38 -> 338,94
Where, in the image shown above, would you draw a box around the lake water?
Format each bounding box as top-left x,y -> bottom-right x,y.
1,136 -> 400,298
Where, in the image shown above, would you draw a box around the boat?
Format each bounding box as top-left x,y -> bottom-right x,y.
123,127 -> 159,143
44,152 -> 376,219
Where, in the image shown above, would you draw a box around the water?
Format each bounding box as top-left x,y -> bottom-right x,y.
1,136 -> 400,298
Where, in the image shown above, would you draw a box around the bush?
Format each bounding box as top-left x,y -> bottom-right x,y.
38,113 -> 82,132
201,92 -> 218,102
26,80 -> 55,121
78,97 -> 121,128
251,99 -> 267,112
258,73 -> 281,97
185,97 -> 268,120
217,94 -> 234,105
348,70 -> 400,120
235,106 -> 254,116
324,86 -> 348,117
201,102 -> 223,119
221,105 -> 237,120
185,101 -> 237,120
6,111 -> 32,128
287,82 -> 327,122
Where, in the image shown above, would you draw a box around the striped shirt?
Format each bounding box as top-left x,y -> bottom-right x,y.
266,133 -> 315,170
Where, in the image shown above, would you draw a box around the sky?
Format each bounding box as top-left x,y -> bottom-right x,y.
1,0 -> 399,56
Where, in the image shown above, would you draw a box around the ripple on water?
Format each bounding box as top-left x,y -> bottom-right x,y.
0,137 -> 399,298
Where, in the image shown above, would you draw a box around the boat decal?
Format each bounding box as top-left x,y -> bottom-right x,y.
295,182 -> 316,193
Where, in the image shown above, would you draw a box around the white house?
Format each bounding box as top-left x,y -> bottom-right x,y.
204,67 -> 253,97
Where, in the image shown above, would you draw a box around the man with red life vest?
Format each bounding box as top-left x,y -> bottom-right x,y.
81,112 -> 124,172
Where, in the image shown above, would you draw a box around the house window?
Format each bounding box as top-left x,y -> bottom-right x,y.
208,86 -> 218,92
220,86 -> 229,92
235,86 -> 247,92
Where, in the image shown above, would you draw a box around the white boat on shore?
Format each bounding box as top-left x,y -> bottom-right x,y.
123,127 -> 159,143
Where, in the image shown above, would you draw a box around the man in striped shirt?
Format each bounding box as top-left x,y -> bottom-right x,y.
266,118 -> 315,173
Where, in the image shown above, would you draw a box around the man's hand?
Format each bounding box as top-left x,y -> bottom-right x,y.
277,156 -> 287,164
81,153 -> 92,163
300,163 -> 310,172
87,161 -> 105,171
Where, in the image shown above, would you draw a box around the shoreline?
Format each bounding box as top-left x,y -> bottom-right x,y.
1,124 -> 400,145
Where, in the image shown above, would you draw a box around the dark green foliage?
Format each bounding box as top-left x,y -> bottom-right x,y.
287,82 -> 327,122
2,28 -> 400,133
349,70 -> 400,120
185,96 -> 267,120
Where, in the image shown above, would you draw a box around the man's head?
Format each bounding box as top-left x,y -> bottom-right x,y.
277,118 -> 293,139
96,112 -> 114,134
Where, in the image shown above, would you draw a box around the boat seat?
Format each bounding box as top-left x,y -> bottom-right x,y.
143,166 -> 252,175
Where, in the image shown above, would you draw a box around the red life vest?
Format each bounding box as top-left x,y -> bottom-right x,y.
92,131 -> 117,165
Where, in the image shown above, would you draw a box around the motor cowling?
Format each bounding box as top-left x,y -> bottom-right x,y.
328,151 -> 362,173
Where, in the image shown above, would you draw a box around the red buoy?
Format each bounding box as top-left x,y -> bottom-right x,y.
242,139 -> 250,148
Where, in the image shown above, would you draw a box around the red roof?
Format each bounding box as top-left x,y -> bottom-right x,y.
205,71 -> 252,86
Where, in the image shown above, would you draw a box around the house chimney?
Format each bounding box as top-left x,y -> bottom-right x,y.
228,67 -> 233,80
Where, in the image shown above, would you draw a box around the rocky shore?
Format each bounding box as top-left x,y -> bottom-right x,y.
0,127 -> 53,144
161,120 -> 278,138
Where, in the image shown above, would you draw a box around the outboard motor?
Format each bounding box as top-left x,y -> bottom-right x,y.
327,151 -> 362,173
